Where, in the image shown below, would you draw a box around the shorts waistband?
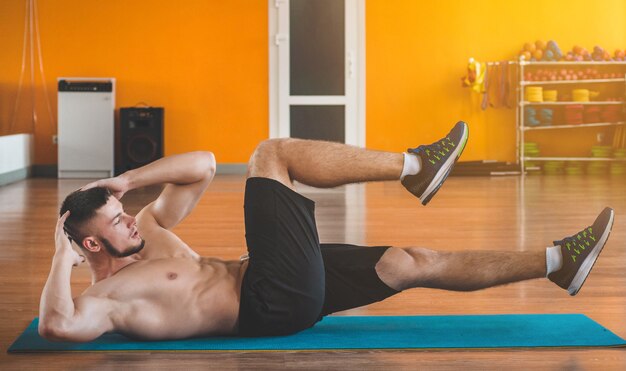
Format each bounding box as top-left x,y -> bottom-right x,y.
245,177 -> 315,208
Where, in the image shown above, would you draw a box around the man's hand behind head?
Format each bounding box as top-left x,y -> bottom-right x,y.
81,176 -> 129,200
56,211 -> 85,266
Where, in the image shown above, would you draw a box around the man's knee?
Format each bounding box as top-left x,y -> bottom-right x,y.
255,138 -> 283,157
375,246 -> 439,291
248,139 -> 282,174
247,138 -> 294,186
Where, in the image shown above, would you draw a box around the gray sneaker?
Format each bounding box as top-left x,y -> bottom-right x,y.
548,207 -> 614,296
401,121 -> 469,205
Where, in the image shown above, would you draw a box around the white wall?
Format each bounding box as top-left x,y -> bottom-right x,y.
0,134 -> 32,184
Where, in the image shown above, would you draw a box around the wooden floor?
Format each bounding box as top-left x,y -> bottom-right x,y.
1,174 -> 625,369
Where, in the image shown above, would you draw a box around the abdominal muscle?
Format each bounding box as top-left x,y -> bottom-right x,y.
83,257 -> 248,340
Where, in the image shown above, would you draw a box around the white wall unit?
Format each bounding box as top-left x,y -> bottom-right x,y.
57,78 -> 115,178
0,134 -> 32,174
0,134 -> 32,186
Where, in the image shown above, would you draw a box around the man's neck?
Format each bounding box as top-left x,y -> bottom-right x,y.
89,255 -> 141,284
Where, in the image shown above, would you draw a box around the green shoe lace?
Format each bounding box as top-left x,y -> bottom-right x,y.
408,137 -> 457,166
557,227 -> 596,263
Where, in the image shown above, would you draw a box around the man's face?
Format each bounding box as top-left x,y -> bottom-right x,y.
87,197 -> 145,258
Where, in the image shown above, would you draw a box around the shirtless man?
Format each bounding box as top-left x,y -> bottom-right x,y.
39,121 -> 615,341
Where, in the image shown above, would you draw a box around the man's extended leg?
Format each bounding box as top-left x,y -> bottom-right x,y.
376,247 -> 547,292
248,121 -> 468,204
375,207 -> 614,295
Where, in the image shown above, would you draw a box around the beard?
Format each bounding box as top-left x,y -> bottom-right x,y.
100,237 -> 145,258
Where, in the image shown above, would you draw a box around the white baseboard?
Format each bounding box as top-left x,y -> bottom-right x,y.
216,164 -> 247,175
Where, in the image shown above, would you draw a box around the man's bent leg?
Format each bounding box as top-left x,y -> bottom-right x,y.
247,122 -> 468,205
248,137 -> 403,189
375,246 -> 546,292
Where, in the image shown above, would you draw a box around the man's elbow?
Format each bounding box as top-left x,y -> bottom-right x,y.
39,321 -> 92,342
206,151 -> 216,175
195,151 -> 216,178
38,321 -> 70,341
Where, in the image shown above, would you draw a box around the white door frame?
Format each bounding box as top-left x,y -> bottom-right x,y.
268,0 -> 366,147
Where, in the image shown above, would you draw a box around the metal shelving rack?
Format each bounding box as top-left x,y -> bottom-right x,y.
517,60 -> 626,171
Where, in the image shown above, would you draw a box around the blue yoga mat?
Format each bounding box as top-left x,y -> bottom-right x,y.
8,314 -> 626,352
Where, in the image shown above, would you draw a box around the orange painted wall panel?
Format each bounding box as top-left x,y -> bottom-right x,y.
365,0 -> 626,161
0,0 -> 267,164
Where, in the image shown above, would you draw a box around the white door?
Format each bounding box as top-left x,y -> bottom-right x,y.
269,0 -> 365,146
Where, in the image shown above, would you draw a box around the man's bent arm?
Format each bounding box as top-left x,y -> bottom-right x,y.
120,151 -> 216,193
39,213 -> 113,342
128,151 -> 216,230
39,249 -> 79,338
84,151 -> 216,230
39,251 -> 112,342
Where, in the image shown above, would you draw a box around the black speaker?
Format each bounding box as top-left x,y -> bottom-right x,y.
119,107 -> 164,173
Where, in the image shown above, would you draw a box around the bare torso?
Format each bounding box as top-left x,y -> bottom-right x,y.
83,256 -> 247,340
80,214 -> 249,340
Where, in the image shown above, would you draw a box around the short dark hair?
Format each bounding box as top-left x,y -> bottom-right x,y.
59,187 -> 112,246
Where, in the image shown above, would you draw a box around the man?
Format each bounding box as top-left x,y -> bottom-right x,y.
39,121 -> 614,341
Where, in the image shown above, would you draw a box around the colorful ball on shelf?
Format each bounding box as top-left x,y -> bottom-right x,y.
546,40 -> 562,60
523,42 -> 536,53
536,40 -> 547,51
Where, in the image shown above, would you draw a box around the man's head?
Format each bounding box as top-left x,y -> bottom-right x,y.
60,187 -> 145,258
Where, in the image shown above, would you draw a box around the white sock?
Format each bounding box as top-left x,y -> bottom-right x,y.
400,152 -> 422,180
546,245 -> 563,276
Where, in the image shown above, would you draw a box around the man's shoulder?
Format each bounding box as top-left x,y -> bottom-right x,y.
82,260 -> 147,294
133,222 -> 201,261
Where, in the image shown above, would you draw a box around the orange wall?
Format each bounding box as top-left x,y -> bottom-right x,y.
0,0 -> 267,165
1,1 -> 625,165
366,0 -> 626,161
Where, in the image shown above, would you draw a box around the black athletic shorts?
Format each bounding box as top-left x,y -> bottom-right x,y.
238,177 -> 400,337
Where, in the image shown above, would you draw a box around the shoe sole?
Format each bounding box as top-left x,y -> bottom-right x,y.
420,123 -> 469,205
567,209 -> 614,296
